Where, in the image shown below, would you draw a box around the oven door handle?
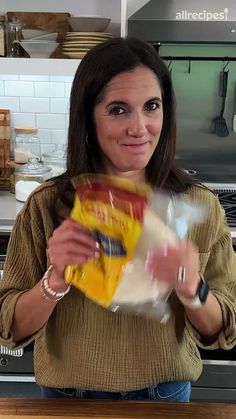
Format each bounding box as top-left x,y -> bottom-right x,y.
0,257 -> 5,281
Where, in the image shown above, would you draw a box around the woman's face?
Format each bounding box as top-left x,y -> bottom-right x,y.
93,65 -> 163,180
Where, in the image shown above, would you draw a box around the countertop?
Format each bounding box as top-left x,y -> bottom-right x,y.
0,192 -> 23,232
0,399 -> 236,419
0,191 -> 236,239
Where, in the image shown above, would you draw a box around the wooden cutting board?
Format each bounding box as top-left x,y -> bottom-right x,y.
0,109 -> 11,191
7,12 -> 71,57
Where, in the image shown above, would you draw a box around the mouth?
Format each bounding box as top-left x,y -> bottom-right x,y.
121,141 -> 150,149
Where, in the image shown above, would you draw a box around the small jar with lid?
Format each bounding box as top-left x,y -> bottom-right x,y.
14,157 -> 51,202
5,16 -> 24,57
42,144 -> 66,178
14,127 -> 41,164
0,15 -> 5,57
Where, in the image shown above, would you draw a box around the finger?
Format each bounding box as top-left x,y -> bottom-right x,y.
58,218 -> 95,237
56,221 -> 94,239
50,242 -> 99,260
146,248 -> 180,272
49,230 -> 99,251
145,249 -> 198,288
49,251 -> 100,273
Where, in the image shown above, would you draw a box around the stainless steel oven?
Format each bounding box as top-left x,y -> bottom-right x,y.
191,186 -> 236,403
0,234 -> 8,281
0,231 -> 34,381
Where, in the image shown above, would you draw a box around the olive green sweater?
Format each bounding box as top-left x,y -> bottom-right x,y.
1,182 -> 236,391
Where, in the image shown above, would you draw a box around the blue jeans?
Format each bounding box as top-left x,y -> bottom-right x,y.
40,380 -> 191,402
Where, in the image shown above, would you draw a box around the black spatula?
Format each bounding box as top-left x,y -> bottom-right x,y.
213,70 -> 229,137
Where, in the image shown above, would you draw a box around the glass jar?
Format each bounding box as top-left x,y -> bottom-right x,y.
5,16 -> 23,57
0,15 -> 5,57
42,144 -> 66,178
14,157 -> 51,202
14,127 -> 41,164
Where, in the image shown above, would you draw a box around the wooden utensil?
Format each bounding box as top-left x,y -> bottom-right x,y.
0,109 -> 11,191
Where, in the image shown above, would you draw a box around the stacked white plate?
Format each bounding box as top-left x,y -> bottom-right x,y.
62,32 -> 113,59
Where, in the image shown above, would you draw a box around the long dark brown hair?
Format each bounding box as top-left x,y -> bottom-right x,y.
54,37 -> 197,206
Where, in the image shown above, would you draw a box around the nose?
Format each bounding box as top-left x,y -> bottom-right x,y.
127,112 -> 147,137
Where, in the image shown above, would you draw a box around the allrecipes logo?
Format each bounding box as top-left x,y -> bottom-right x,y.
176,8 -> 229,21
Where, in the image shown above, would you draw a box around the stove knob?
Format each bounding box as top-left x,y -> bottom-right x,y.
0,358 -> 8,366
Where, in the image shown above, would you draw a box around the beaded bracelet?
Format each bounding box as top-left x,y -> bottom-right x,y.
41,265 -> 71,302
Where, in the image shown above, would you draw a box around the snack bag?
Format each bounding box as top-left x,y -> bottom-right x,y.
64,174 -> 205,321
64,174 -> 151,307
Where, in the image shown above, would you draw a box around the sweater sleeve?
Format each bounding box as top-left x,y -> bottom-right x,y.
0,194 -> 48,349
186,198 -> 236,350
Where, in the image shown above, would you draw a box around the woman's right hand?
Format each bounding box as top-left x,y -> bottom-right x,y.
47,219 -> 99,291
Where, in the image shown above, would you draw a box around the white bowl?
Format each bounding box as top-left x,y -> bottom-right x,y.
20,41 -> 59,58
22,29 -> 51,40
68,16 -> 111,32
30,32 -> 58,41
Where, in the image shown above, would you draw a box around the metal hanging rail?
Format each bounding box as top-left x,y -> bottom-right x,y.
161,56 -> 236,61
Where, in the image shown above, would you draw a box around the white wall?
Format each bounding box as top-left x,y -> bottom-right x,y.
0,74 -> 72,154
0,0 -> 121,23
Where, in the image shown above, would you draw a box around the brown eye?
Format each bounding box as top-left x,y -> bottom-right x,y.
109,106 -> 125,115
145,101 -> 160,112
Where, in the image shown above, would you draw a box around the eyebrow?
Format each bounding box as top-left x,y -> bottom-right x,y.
106,97 -> 162,108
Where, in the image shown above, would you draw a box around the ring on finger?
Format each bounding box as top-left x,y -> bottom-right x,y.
177,265 -> 186,283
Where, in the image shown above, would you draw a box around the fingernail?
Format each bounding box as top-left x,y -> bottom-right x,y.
160,244 -> 168,257
95,251 -> 100,258
145,259 -> 152,273
96,242 -> 100,249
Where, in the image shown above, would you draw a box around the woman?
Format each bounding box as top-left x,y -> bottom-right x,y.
1,37 -> 236,402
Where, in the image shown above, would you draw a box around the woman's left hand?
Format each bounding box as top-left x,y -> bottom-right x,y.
145,241 -> 200,299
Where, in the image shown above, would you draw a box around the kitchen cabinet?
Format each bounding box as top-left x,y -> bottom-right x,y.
0,0 -> 129,76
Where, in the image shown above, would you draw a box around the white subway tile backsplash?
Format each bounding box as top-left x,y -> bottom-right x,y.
5,81 -> 34,97
20,97 -> 50,113
11,113 -> 36,127
65,114 -> 69,128
0,97 -> 20,112
65,82 -> 72,98
51,129 -> 68,144
1,74 -> 73,150
49,82 -> 65,98
37,129 -> 52,143
49,76 -> 73,83
20,75 -> 49,81
36,113 -> 66,129
0,75 -> 19,81
50,98 -> 69,114
0,81 -> 4,96
35,82 -> 65,98
34,82 -> 49,98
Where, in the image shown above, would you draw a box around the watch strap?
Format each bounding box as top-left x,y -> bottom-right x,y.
177,276 -> 209,309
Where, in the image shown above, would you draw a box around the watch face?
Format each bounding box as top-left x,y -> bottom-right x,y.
198,277 -> 209,303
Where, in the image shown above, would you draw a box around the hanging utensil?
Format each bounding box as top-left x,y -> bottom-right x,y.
213,69 -> 229,137
233,83 -> 236,133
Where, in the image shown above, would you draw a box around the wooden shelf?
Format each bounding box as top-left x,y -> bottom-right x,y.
0,57 -> 81,76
